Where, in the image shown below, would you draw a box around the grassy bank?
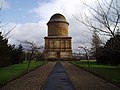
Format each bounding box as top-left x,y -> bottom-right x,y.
0,61 -> 46,85
71,60 -> 120,83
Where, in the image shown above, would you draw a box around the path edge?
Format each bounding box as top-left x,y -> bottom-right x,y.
70,62 -> 120,89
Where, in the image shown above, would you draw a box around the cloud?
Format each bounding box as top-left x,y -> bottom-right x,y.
8,22 -> 46,46
31,0 -> 97,48
9,0 -> 104,51
32,0 -> 95,20
0,0 -> 10,9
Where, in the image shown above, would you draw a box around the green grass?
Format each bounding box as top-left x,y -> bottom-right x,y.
0,61 -> 46,85
71,60 -> 120,83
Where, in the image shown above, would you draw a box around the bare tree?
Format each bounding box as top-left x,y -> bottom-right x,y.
0,1 -> 16,39
20,40 -> 43,72
78,46 -> 91,70
74,0 -> 120,45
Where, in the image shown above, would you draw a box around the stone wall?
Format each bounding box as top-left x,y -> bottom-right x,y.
44,13 -> 72,60
48,22 -> 68,36
44,37 -> 72,60
44,52 -> 72,60
44,37 -> 72,52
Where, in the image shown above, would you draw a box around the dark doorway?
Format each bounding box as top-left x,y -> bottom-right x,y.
57,52 -> 60,58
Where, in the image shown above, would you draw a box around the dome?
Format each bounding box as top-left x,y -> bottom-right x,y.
47,13 -> 69,24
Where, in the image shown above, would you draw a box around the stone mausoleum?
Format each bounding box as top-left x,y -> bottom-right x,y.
44,13 -> 72,60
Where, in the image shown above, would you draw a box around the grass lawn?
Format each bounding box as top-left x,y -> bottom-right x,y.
71,60 -> 120,83
0,61 -> 46,85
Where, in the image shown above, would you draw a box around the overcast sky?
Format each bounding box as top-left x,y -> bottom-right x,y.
0,0 -> 111,51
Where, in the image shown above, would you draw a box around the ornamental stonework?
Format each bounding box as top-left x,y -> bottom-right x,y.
44,13 -> 72,60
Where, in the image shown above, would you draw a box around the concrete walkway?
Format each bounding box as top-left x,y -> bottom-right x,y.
43,62 -> 75,90
1,62 -> 56,90
1,61 -> 120,90
61,62 -> 120,90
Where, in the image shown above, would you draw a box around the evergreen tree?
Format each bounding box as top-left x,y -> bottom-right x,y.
10,44 -> 24,64
0,32 -> 25,67
97,35 -> 120,65
0,32 -> 12,67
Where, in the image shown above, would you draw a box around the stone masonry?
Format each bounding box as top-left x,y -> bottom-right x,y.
44,13 -> 72,60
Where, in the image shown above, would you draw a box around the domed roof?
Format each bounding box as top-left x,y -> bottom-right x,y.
48,13 -> 69,24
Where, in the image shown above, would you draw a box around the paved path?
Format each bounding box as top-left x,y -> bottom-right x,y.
1,61 -> 120,90
1,62 -> 56,90
61,62 -> 120,90
43,62 -> 75,90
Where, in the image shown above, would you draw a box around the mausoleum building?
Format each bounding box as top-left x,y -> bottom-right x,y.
44,13 -> 72,60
